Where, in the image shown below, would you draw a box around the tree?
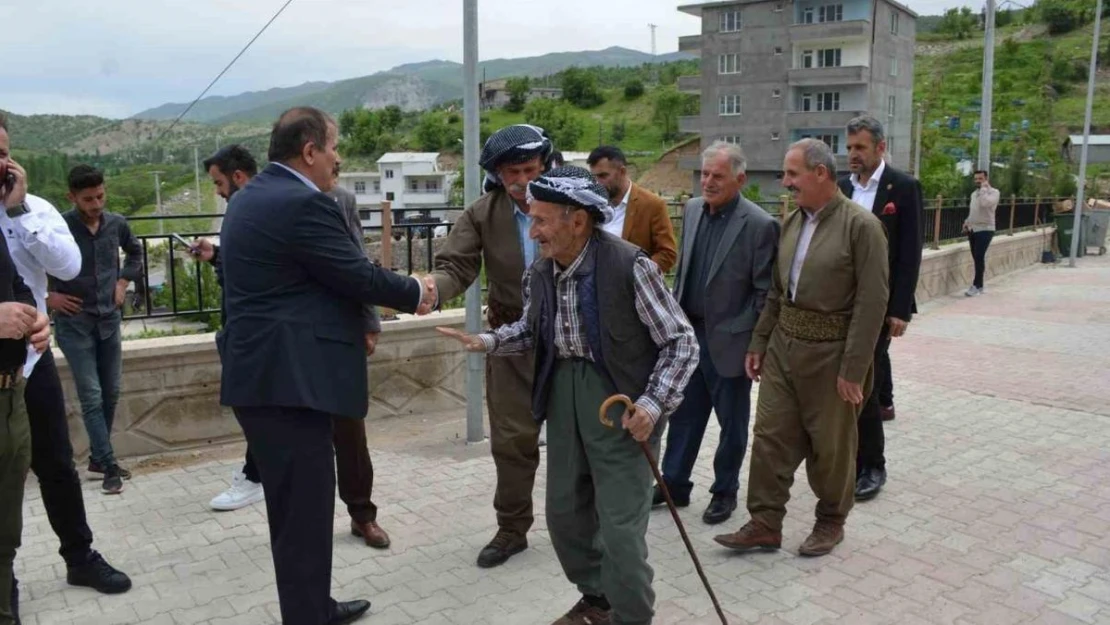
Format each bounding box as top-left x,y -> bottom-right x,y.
415,112 -> 452,152
561,67 -> 604,109
523,99 -> 583,150
505,77 -> 531,112
611,118 -> 627,142
380,105 -> 404,132
653,87 -> 697,143
623,79 -> 645,100
936,7 -> 978,39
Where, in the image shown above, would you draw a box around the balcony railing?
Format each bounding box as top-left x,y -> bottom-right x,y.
678,34 -> 702,53
787,65 -> 868,86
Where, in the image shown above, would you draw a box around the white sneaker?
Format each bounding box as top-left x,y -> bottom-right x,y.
538,422 -> 547,447
965,286 -> 980,297
210,471 -> 264,511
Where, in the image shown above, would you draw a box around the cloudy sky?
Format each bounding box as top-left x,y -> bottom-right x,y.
2,0 -> 974,118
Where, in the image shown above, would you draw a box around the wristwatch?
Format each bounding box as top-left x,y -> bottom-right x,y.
5,202 -> 29,218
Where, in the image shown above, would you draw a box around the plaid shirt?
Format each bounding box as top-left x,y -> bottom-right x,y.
479,239 -> 697,423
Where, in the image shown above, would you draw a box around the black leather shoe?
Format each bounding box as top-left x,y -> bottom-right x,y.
702,494 -> 737,525
854,467 -> 887,501
328,599 -> 371,625
652,485 -> 690,508
66,552 -> 132,594
476,530 -> 527,568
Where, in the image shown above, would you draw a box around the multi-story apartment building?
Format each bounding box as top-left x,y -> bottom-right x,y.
676,0 -> 917,192
336,152 -> 458,227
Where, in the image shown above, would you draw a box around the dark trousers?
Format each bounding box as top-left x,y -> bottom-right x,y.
0,382 -> 29,625
875,341 -> 893,408
235,406 -> 339,625
857,325 -> 891,473
486,354 -> 540,537
661,325 -> 752,500
968,230 -> 994,289
240,417 -> 377,523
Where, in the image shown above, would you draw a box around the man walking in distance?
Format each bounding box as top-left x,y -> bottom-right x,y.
657,141 -> 779,525
0,117 -> 131,622
218,107 -> 436,625
48,165 -> 142,495
438,166 -> 698,625
587,146 -> 678,273
840,116 -> 923,501
430,124 -> 555,568
714,139 -> 888,557
196,146 -> 393,548
964,169 -> 998,297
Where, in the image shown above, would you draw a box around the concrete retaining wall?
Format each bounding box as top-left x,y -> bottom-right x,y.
55,228 -> 1051,459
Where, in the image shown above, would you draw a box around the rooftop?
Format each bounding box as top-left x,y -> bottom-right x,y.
1067,134 -> 1110,146
377,152 -> 441,164
678,0 -> 918,19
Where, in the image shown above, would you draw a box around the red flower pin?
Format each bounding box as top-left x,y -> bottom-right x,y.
882,202 -> 897,216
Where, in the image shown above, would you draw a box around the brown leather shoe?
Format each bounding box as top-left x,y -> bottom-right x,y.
713,520 -> 782,552
350,520 -> 391,549
551,597 -> 611,624
799,521 -> 844,557
880,405 -> 895,421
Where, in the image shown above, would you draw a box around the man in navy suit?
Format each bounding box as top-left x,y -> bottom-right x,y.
840,116 -> 923,502
218,107 -> 437,625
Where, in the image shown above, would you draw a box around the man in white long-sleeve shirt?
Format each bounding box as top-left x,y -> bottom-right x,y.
0,117 -> 131,623
963,169 -> 999,296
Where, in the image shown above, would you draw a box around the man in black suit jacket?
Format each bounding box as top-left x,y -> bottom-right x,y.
840,116 -> 923,502
218,107 -> 437,625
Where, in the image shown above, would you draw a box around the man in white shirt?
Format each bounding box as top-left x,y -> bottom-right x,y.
0,118 -> 131,621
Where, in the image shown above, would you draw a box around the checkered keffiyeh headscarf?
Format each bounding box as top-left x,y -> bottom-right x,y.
480,124 -> 554,193
527,166 -> 615,225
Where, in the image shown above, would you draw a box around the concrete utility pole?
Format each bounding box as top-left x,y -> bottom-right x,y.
1068,0 -> 1102,266
152,171 -> 165,235
977,0 -> 995,171
913,104 -> 924,177
463,0 -> 485,444
194,146 -> 203,213
649,23 -> 658,56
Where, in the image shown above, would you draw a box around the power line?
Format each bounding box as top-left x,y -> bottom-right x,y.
156,0 -> 296,143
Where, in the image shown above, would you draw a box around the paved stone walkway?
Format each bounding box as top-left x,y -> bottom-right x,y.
15,255 -> 1110,625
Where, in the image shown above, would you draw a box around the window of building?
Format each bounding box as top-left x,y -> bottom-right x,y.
891,11 -> 900,34
354,181 -> 366,194
720,9 -> 741,32
800,92 -> 839,111
373,180 -> 381,193
426,181 -> 440,192
802,133 -> 841,153
718,53 -> 740,74
888,95 -> 896,117
774,2 -> 784,12
385,170 -> 394,179
802,7 -> 814,23
773,89 -> 782,98
802,49 -> 841,68
819,4 -> 843,22
410,179 -> 420,192
775,46 -> 784,56
890,57 -> 899,77
386,191 -> 395,201
802,50 -> 814,68
771,132 -> 781,141
718,94 -> 742,116
720,135 -> 742,145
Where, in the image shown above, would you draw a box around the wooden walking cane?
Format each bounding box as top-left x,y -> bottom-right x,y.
599,394 -> 729,625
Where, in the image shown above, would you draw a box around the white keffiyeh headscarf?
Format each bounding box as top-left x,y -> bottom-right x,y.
526,166 -> 615,225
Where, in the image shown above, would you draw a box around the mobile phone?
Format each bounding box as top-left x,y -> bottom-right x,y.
0,166 -> 13,198
170,233 -> 197,254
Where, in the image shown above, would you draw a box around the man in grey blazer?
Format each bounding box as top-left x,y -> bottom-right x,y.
656,141 -> 779,525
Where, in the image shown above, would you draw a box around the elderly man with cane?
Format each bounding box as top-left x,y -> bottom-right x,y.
439,166 -> 700,625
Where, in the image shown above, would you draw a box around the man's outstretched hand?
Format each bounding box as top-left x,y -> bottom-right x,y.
417,275 -> 438,315
436,327 -> 486,352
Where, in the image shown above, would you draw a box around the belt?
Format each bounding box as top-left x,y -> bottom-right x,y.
0,369 -> 23,390
778,305 -> 850,342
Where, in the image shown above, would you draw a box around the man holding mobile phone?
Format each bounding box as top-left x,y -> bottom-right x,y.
0,115 -> 132,623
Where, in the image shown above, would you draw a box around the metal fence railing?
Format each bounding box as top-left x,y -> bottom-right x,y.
121,196 -> 1075,322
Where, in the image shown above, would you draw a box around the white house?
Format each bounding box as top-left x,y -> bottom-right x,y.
336,152 -> 459,228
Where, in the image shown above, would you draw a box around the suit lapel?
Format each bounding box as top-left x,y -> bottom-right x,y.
706,200 -> 749,284
676,201 -> 704,300
621,184 -> 637,240
872,166 -> 894,217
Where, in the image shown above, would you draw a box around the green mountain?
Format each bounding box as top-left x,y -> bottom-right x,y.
133,46 -> 693,124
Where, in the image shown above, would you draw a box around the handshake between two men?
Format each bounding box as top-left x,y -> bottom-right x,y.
415,274 -> 438,317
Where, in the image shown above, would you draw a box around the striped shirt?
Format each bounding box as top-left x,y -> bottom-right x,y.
479,239 -> 697,423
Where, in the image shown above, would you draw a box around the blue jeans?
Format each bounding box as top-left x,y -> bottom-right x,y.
661,324 -> 753,501
54,312 -> 122,468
